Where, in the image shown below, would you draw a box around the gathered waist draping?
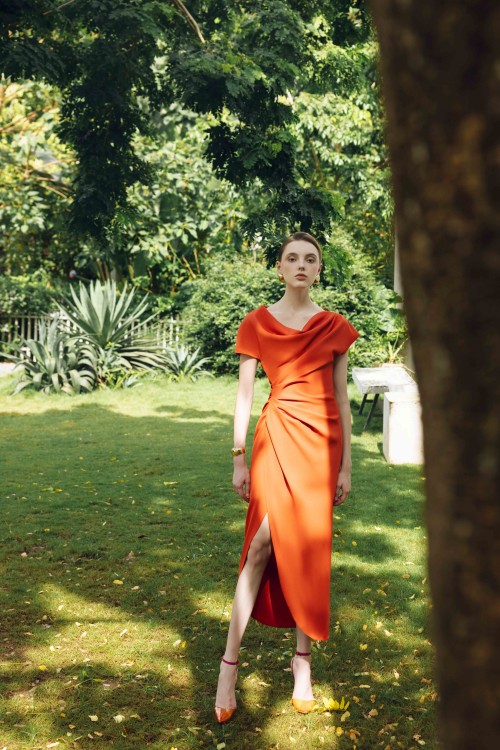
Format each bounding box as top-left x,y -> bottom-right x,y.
266,384 -> 336,409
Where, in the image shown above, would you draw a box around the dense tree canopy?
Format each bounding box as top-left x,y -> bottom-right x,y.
0,0 -> 383,258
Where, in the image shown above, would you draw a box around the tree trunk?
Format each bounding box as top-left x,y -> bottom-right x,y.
369,2 -> 500,748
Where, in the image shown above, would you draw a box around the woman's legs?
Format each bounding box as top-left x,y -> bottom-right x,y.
292,625 -> 314,700
215,514 -> 272,709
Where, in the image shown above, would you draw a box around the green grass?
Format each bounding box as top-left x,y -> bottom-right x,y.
0,374 -> 438,750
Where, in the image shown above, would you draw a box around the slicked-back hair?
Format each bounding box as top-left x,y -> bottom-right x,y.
278,232 -> 322,262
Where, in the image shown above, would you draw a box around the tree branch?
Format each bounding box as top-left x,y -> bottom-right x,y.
170,0 -> 205,45
43,0 -> 78,15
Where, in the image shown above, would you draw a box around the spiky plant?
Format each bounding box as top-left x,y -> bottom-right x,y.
164,343 -> 212,382
4,319 -> 96,395
60,280 -> 168,374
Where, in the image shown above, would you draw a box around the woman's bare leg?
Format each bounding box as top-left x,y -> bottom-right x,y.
215,514 -> 272,709
292,625 -> 314,700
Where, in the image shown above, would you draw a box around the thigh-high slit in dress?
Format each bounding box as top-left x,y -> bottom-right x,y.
235,305 -> 359,641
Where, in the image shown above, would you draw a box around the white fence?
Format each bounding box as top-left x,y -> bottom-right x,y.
0,313 -> 183,353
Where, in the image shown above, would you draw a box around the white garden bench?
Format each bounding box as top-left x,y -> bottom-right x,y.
352,365 -> 418,431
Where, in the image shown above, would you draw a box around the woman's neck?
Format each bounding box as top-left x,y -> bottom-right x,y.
277,288 -> 316,311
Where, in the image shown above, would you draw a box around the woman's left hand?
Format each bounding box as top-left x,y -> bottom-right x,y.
334,469 -> 351,506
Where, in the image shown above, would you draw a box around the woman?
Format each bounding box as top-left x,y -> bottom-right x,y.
214,232 -> 359,723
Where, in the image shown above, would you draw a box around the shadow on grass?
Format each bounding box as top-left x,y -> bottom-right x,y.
0,391 -> 435,749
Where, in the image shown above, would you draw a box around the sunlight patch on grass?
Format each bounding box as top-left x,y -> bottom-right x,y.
0,376 -> 437,749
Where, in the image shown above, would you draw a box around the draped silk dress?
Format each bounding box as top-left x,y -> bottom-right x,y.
235,305 -> 359,641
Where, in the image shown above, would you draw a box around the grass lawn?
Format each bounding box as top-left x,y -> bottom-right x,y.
0,373 -> 438,750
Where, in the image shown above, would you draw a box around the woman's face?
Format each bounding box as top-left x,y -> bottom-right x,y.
277,240 -> 322,288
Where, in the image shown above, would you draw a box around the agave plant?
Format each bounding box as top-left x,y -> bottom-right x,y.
89,344 -> 146,388
5,319 -> 96,395
164,343 -> 212,382
60,280 -> 167,375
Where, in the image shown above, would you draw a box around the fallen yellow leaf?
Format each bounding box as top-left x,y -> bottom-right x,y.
89,715 -> 98,722
359,643 -> 368,650
113,579 -> 124,585
38,664 -> 47,671
113,714 -> 125,723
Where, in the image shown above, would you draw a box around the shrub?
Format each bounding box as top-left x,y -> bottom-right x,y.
181,258 -> 282,375
0,273 -> 62,316
181,253 -> 402,374
311,249 -> 406,367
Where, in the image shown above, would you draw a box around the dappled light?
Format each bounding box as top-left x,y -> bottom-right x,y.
0,376 -> 436,749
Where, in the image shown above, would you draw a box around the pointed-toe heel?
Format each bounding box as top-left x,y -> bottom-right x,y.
291,697 -> 317,714
214,705 -> 237,723
290,651 -> 317,714
214,657 -> 239,724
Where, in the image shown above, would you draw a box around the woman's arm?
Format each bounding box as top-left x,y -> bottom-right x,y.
233,354 -> 258,502
333,351 -> 352,506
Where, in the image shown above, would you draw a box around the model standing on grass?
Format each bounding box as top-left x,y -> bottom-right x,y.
214,232 -> 359,723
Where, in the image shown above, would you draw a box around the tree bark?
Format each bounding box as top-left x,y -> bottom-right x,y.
369,2 -> 500,748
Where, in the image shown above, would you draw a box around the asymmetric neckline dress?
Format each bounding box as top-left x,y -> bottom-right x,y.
235,305 -> 359,641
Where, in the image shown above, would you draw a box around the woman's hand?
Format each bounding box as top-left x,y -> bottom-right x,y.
233,457 -> 251,502
334,468 -> 351,506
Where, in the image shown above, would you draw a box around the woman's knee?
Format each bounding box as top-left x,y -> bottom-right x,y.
247,536 -> 272,569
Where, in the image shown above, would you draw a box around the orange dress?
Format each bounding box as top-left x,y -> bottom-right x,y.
235,305 -> 359,641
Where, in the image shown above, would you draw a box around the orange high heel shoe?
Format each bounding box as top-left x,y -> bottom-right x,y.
291,650 -> 317,714
214,657 -> 240,723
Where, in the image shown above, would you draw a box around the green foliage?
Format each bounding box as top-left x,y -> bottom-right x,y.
293,38 -> 394,281
124,104 -> 246,298
182,250 -> 400,374
87,345 -> 147,389
6,319 -> 96,395
0,0 -> 375,245
0,79 -> 74,277
60,280 -> 168,374
164,343 -> 213,382
0,272 -> 61,315
181,257 -> 282,375
1,1 -> 395,331
311,249 -> 405,366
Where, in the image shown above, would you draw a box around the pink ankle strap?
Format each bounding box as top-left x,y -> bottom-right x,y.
295,651 -> 311,657
222,657 -> 239,666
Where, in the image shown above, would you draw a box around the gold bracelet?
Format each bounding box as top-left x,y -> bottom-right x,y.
231,447 -> 246,457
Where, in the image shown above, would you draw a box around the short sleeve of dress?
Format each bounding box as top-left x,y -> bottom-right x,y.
235,312 -> 260,360
333,314 -> 359,357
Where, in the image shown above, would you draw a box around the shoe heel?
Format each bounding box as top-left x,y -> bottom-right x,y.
290,652 -> 316,714
214,657 -> 240,723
